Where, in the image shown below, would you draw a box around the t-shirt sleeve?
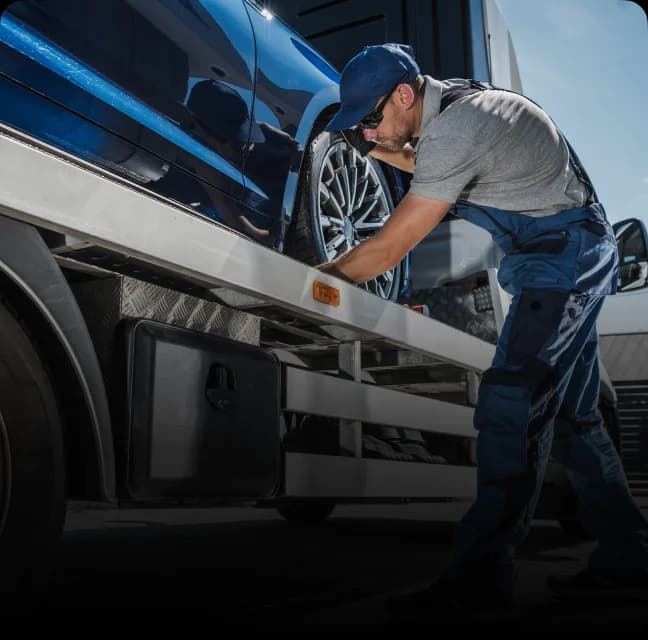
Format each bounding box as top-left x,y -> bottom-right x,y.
408,134 -> 480,203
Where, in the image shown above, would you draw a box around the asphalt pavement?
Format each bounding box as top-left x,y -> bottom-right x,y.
22,500 -> 648,628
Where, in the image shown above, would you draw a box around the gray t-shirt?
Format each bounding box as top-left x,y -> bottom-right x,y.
409,76 -> 589,217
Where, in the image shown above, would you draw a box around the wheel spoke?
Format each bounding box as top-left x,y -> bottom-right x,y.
354,176 -> 369,211
320,214 -> 344,229
333,147 -> 349,210
319,181 -> 331,204
339,166 -> 352,216
326,233 -> 346,259
350,166 -> 358,215
354,197 -> 379,224
323,158 -> 336,184
381,270 -> 394,284
330,172 -> 345,210
355,214 -> 388,231
322,189 -> 345,220
326,233 -> 346,251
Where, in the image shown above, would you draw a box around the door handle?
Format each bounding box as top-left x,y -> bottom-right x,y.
205,363 -> 237,412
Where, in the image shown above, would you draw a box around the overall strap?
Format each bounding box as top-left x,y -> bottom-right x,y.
439,79 -> 494,112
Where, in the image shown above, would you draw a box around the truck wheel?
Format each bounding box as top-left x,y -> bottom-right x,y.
286,130 -> 401,301
277,500 -> 335,525
0,301 -> 66,596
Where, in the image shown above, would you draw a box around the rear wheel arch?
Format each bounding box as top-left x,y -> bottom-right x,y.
0,295 -> 67,594
0,277 -> 106,502
0,217 -> 116,500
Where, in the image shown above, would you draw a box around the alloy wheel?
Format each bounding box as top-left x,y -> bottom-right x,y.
315,141 -> 397,299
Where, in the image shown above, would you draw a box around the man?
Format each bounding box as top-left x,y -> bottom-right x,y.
319,43 -> 648,613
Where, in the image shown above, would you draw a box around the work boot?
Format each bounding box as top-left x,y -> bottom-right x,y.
546,568 -> 648,600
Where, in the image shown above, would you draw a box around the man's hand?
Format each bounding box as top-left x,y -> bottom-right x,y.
341,127 -> 375,157
313,194 -> 452,284
315,261 -> 356,284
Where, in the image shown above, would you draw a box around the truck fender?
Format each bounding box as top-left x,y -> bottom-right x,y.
0,214 -> 115,500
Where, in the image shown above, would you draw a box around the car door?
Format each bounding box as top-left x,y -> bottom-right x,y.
0,0 -> 257,226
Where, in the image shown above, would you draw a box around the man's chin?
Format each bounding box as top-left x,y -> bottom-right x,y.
377,140 -> 406,152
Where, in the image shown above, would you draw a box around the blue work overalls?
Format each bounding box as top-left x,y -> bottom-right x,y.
437,82 -> 648,594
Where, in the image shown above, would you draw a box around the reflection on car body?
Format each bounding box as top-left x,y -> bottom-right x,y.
0,0 -> 406,298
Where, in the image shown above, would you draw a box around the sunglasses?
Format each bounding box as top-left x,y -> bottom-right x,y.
358,72 -> 409,130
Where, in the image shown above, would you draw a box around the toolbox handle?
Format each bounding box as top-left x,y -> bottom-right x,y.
205,363 -> 237,411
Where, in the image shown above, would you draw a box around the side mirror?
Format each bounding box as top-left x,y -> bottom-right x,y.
613,218 -> 648,292
618,260 -> 648,291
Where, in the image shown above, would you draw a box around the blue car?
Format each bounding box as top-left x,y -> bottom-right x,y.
0,0 -> 407,300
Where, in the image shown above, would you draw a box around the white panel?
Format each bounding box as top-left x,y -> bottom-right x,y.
284,367 -> 476,438
598,288 -> 648,335
599,334 -> 648,381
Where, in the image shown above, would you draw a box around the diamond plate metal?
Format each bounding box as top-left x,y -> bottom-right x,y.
407,284 -> 497,345
72,275 -> 260,384
117,278 -> 259,343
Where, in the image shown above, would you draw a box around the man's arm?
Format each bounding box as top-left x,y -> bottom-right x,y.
341,128 -> 416,173
369,144 -> 416,174
317,193 -> 452,283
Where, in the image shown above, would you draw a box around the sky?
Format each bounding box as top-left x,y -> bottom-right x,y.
496,0 -> 648,226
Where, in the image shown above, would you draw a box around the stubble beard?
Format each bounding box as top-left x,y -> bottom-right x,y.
376,126 -> 414,152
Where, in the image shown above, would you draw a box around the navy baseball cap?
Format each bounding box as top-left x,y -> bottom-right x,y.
326,43 -> 420,131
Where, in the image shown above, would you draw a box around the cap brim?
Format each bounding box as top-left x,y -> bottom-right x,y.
325,99 -> 375,131
248,120 -> 266,144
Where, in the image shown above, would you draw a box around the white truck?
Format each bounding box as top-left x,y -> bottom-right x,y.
0,120 -> 498,592
0,0 -> 598,596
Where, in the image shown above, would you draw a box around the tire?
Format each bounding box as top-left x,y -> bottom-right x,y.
0,300 -> 67,596
286,130 -> 402,301
277,500 -> 335,525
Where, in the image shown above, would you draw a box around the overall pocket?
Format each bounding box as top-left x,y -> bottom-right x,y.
499,231 -> 578,294
518,230 -> 570,255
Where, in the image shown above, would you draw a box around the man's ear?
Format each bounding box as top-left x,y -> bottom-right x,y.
395,83 -> 416,109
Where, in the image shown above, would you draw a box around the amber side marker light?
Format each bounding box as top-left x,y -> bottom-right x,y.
403,303 -> 430,317
313,280 -> 340,306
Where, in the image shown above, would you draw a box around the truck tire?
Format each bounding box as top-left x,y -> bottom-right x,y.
286,130 -> 402,301
277,500 -> 336,525
0,300 -> 66,596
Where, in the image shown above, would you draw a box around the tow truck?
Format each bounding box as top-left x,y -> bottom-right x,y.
1,114 -> 611,594
0,0 -> 608,594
